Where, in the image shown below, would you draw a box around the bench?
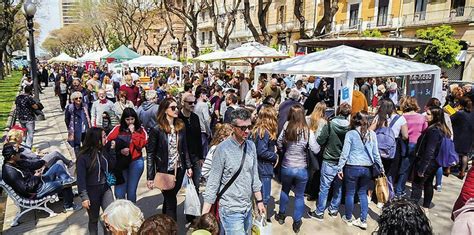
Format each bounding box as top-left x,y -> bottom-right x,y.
0,180 -> 59,227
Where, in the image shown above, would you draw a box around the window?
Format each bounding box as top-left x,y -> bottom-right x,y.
414,0 -> 427,20
201,32 -> 205,45
349,4 -> 359,28
209,31 -> 213,44
377,0 -> 389,26
201,11 -> 206,21
451,0 -> 466,16
278,6 -> 285,24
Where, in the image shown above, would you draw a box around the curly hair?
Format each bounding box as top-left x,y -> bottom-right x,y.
194,213 -> 219,235
376,198 -> 433,235
400,96 -> 420,113
210,124 -> 233,147
138,214 -> 177,235
252,104 -> 278,140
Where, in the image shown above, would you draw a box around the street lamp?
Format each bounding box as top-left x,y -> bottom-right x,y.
170,37 -> 179,60
23,1 -> 39,102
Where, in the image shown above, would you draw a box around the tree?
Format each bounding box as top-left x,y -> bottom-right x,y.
314,0 -> 339,36
0,0 -> 26,79
206,0 -> 242,50
243,0 -> 273,45
164,0 -> 204,57
415,25 -> 461,68
361,29 -> 383,38
42,25 -> 96,57
294,0 -> 310,39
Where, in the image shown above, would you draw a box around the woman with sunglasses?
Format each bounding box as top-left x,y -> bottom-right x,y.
77,127 -> 116,235
107,108 -> 148,203
65,91 -> 92,156
275,104 -> 318,233
146,98 -> 193,220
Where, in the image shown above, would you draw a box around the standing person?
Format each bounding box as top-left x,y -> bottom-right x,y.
278,89 -> 302,135
239,74 -> 249,103
178,93 -> 204,223
107,108 -> 148,203
91,89 -> 115,128
77,127 -> 116,234
202,108 -> 265,235
65,92 -> 92,156
396,97 -> 428,197
102,75 -> 116,103
15,85 -> 38,148
119,75 -> 140,107
308,103 -> 351,221
137,90 -> 159,134
250,105 -> 278,220
39,65 -> 49,87
451,97 -> 474,179
223,94 -> 239,124
167,72 -> 179,86
146,98 -> 193,220
114,90 -> 135,121
263,78 -> 281,102
56,75 -> 69,111
304,78 -> 334,115
411,106 -> 451,210
194,88 -> 212,158
351,90 -> 369,117
201,124 -> 234,181
360,78 -> 375,105
276,105 -> 318,233
337,112 -> 384,229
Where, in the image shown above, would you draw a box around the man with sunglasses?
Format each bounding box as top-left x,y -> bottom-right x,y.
194,88 -> 212,158
179,93 -> 204,223
202,108 -> 265,234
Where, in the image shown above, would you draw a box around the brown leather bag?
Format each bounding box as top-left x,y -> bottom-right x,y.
153,131 -> 179,191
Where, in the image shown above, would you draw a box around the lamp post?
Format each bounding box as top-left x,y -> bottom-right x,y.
23,1 -> 39,102
170,37 -> 179,60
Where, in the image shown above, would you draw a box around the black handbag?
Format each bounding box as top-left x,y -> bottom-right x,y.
358,131 -> 383,177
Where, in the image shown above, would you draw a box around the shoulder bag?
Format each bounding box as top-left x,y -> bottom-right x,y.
210,142 -> 247,222
153,132 -> 180,191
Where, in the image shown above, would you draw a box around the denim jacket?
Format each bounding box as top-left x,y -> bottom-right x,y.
250,130 -> 278,177
337,129 -> 383,172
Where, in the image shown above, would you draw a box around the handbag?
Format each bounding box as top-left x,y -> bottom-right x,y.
375,173 -> 390,203
153,132 -> 180,191
358,131 -> 382,177
210,142 -> 247,222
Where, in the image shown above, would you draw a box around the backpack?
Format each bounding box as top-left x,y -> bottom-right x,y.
375,115 -> 400,159
436,135 -> 459,167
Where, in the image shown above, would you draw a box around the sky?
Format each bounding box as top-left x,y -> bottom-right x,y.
35,0 -> 61,56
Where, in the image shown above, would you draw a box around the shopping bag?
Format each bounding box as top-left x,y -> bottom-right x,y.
184,179 -> 201,216
375,173 -> 390,203
252,214 -> 272,235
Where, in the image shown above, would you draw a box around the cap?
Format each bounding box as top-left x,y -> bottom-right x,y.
2,143 -> 19,160
11,124 -> 27,132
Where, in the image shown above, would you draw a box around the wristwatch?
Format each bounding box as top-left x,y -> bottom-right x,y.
256,199 -> 264,204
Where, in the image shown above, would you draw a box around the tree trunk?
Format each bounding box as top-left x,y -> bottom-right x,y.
0,50 -> 4,80
294,0 -> 309,39
258,0 -> 272,45
314,0 -> 339,36
243,0 -> 262,43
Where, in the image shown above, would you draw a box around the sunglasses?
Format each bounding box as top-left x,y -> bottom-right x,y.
185,101 -> 196,105
169,106 -> 178,111
233,124 -> 252,132
73,97 -> 81,101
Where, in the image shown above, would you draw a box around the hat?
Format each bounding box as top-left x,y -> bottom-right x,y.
11,124 -> 27,132
2,143 -> 19,160
377,84 -> 386,93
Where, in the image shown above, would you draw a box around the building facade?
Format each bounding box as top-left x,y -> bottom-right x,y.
59,0 -> 80,27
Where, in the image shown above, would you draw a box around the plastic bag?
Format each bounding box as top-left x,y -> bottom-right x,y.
184,179 -> 201,216
252,214 -> 272,235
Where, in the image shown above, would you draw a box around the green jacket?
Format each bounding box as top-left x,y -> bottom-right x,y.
317,116 -> 350,163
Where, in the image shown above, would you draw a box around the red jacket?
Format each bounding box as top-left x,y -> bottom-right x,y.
119,84 -> 140,106
453,167 -> 474,220
107,125 -> 148,160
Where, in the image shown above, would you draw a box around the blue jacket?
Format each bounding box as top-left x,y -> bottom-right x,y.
250,130 -> 278,177
337,129 -> 384,172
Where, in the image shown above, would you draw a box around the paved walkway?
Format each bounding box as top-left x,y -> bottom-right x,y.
1,86 -> 462,234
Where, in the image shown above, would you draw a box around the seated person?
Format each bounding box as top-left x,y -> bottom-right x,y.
2,143 -> 81,211
6,127 -> 74,170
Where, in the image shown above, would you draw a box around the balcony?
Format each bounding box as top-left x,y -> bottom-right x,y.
367,14 -> 394,29
339,18 -> 363,32
401,7 -> 474,27
197,20 -> 213,30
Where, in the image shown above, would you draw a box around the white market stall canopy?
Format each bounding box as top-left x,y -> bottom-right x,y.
79,49 -> 109,63
122,55 -> 182,68
220,42 -> 289,62
255,45 -> 442,104
48,53 -> 77,63
193,50 -> 228,62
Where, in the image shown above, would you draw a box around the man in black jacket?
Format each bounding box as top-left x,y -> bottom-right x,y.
1,143 -> 80,211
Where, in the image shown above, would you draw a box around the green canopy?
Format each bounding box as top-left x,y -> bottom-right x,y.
101,45 -> 140,63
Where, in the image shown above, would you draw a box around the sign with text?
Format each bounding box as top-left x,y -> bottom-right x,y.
85,61 -> 96,71
406,74 -> 434,108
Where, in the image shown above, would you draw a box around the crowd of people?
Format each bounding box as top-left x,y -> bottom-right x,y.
4,63 -> 474,235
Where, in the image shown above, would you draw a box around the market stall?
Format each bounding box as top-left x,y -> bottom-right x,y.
48,53 -> 77,63
122,55 -> 183,83
254,45 -> 442,106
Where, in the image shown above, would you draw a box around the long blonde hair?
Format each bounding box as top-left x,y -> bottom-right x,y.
309,102 -> 327,131
102,199 -> 144,234
252,105 -> 278,140
210,124 -> 234,146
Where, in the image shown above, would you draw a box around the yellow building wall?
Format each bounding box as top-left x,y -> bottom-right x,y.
391,0 -> 402,17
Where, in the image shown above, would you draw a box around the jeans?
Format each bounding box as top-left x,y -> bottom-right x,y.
86,184 -> 114,235
162,168 -> 185,221
316,161 -> 342,215
36,163 -> 74,207
344,165 -> 372,222
411,161 -> 438,208
201,133 -> 209,159
42,162 -> 72,183
436,167 -> 443,187
114,157 -> 144,203
20,120 -> 35,148
396,143 -> 416,196
219,206 -> 252,235
279,167 -> 308,223
260,176 -> 272,206
42,151 -> 73,169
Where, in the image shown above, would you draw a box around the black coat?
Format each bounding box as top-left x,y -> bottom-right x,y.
178,111 -> 204,163
146,125 -> 192,180
451,110 -> 474,155
2,162 -> 43,198
415,126 -> 444,175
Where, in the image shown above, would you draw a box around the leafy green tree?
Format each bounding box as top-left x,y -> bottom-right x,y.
415,25 -> 461,68
361,29 -> 383,38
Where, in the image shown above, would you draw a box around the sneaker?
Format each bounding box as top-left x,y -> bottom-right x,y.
64,204 -> 82,212
292,220 -> 302,233
274,213 -> 286,225
308,211 -> 324,221
62,178 -> 76,187
435,185 -> 442,192
352,218 -> 368,230
328,210 -> 338,218
341,215 -> 353,226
